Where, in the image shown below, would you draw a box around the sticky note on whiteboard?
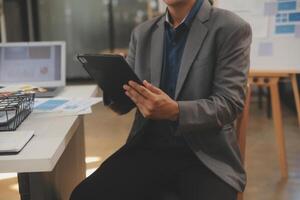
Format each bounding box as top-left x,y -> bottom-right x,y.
258,42 -> 273,56
276,25 -> 295,34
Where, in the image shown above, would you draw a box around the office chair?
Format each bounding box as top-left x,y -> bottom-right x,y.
158,87 -> 252,200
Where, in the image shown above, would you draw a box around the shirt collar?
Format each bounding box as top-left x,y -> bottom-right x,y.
165,9 -> 186,26
165,0 -> 203,28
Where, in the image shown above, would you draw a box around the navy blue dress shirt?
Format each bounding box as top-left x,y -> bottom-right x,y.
143,0 -> 203,148
161,0 -> 204,98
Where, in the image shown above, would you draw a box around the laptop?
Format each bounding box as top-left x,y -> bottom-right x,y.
0,41 -> 66,97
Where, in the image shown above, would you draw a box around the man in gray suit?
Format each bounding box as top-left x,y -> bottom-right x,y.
70,0 -> 252,199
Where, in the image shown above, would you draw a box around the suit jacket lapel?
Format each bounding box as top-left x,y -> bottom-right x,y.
175,0 -> 212,100
174,22 -> 208,99
150,17 -> 165,88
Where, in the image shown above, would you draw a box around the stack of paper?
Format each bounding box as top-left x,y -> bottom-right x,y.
32,97 -> 102,118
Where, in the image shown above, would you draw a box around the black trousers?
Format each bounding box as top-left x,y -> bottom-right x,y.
70,137 -> 237,200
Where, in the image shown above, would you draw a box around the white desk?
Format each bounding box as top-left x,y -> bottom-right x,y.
0,85 -> 99,200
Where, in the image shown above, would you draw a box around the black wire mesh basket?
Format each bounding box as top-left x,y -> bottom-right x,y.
0,93 -> 35,131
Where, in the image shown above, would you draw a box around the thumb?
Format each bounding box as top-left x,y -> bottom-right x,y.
143,80 -> 161,94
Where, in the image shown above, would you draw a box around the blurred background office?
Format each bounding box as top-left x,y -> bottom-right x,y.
1,0 -> 159,78
0,0 -> 299,200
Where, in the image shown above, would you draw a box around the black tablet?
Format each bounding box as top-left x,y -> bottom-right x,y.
77,54 -> 142,110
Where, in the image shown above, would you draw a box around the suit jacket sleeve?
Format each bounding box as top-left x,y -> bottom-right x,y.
176,23 -> 252,134
102,31 -> 137,115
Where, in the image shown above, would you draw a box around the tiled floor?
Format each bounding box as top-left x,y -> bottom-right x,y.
0,99 -> 299,200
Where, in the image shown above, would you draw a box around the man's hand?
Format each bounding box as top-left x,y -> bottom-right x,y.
123,80 -> 179,121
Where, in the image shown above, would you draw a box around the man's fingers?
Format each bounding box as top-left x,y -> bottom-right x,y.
127,81 -> 154,99
124,84 -> 140,102
125,91 -> 149,117
124,85 -> 146,104
143,80 -> 161,94
125,91 -> 137,104
118,52 -> 126,57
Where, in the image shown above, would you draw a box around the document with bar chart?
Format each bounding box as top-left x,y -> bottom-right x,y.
218,0 -> 300,72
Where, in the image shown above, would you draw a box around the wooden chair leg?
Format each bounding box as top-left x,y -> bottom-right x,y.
270,80 -> 288,178
236,87 -> 252,163
236,86 -> 252,200
258,86 -> 264,109
237,192 -> 243,200
290,74 -> 300,127
267,88 -> 272,119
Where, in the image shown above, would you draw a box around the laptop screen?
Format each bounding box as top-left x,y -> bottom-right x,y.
0,43 -> 65,86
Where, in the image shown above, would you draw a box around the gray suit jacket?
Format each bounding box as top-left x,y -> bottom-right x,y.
104,0 -> 252,192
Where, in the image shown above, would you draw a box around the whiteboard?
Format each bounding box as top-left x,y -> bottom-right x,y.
217,0 -> 300,72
